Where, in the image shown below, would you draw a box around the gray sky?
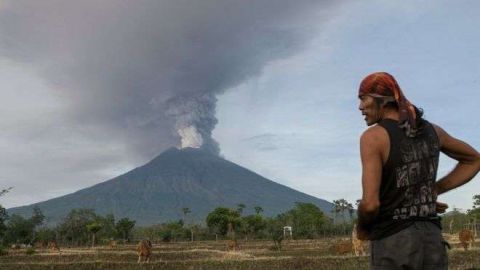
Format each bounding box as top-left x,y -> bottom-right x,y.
1,1 -> 479,212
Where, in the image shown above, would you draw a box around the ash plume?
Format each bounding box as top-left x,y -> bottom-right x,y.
0,0 -> 339,158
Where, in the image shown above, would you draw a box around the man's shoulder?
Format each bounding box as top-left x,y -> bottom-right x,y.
360,125 -> 389,148
361,125 -> 388,140
428,121 -> 443,134
426,122 -> 447,146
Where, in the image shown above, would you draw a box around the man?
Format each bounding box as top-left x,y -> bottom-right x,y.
356,72 -> 480,269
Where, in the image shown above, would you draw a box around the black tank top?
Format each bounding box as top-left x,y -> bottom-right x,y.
369,118 -> 441,240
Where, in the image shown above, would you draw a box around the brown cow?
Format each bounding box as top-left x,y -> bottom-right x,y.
352,224 -> 367,256
137,239 -> 153,263
226,239 -> 239,251
108,239 -> 117,249
47,240 -> 60,253
459,229 -> 474,251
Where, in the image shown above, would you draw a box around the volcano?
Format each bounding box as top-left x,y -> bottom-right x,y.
8,147 -> 333,226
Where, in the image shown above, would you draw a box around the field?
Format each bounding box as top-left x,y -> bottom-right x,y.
0,235 -> 478,270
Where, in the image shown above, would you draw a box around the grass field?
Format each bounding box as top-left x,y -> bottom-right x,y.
0,236 -> 478,270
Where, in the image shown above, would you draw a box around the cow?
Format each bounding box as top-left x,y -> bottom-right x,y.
459,229 -> 474,251
47,240 -> 60,253
352,224 -> 367,256
108,239 -> 117,249
137,239 -> 153,263
226,239 -> 239,252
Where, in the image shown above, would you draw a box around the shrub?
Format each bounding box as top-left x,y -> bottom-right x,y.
0,246 -> 7,256
25,247 -> 36,255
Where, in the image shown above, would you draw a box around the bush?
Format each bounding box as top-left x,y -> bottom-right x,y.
25,247 -> 36,255
0,246 -> 7,256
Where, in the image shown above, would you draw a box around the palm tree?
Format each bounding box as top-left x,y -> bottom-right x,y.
347,202 -> 355,221
237,203 -> 246,215
86,222 -> 103,248
182,207 -> 191,223
331,200 -> 341,225
254,206 -> 263,215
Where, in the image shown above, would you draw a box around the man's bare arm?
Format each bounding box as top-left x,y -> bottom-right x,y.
357,127 -> 384,234
433,124 -> 480,195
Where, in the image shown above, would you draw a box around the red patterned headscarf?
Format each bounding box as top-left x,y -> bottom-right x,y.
358,72 -> 418,137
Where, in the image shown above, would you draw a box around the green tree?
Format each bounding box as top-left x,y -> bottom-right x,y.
237,203 -> 246,216
97,213 -> 116,241
57,208 -> 97,246
283,202 -> 326,239
182,207 -> 194,242
116,218 -> 135,243
182,207 -> 191,221
337,199 -> 349,223
158,221 -> 185,242
30,206 -> 45,227
242,214 -> 266,240
467,194 -> 480,237
0,206 -> 7,246
4,206 -> 47,246
265,217 -> 284,250
473,194 -> 480,208
0,187 -> 12,246
35,227 -> 56,245
441,208 -> 469,234
29,206 -> 45,245
331,200 -> 341,225
4,214 -> 35,245
206,207 -> 241,238
254,206 -> 263,215
347,202 -> 355,221
331,199 -> 352,234
468,194 -> 480,218
86,221 -> 103,247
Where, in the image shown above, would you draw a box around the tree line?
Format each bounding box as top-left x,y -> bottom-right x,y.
0,200 -> 354,249
1,188 -> 478,250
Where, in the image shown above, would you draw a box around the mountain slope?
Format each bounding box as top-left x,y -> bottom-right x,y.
8,147 -> 333,226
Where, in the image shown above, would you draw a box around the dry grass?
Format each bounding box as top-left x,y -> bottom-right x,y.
0,238 -> 478,270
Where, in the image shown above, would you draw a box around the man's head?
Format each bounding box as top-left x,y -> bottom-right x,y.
358,95 -> 393,126
358,72 -> 420,137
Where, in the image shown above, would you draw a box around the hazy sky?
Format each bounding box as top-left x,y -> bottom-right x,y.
1,1 -> 478,212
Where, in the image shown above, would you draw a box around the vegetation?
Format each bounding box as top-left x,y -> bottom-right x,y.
441,194 -> 480,234
0,238 -> 478,270
0,197 -> 358,248
115,218 -> 136,243
0,188 -> 12,247
206,207 -> 241,238
0,194 -> 479,269
1,194 -> 478,255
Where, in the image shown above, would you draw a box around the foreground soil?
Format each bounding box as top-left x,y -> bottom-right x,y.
1,237 -> 478,270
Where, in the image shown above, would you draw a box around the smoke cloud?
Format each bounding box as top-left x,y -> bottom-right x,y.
0,0 -> 338,158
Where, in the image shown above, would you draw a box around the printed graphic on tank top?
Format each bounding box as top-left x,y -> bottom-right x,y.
392,129 -> 439,220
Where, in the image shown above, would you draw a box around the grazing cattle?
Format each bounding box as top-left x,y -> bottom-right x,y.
47,241 -> 60,253
108,239 -> 117,249
226,239 -> 239,251
459,229 -> 474,251
352,224 -> 367,256
137,239 -> 152,263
